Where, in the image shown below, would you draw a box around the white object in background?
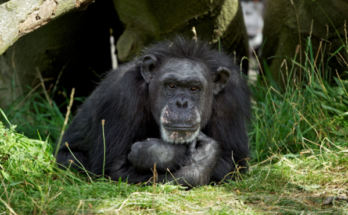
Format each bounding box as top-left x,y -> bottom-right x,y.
241,1 -> 264,50
110,29 -> 118,70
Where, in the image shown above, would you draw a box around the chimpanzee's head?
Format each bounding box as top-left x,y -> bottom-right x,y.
141,54 -> 231,144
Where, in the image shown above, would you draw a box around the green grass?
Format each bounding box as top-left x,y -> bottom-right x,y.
1,84 -> 83,147
0,35 -> 348,213
249,35 -> 348,162
0,117 -> 347,214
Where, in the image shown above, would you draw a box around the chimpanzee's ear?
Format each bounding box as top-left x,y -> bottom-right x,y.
213,67 -> 231,95
141,54 -> 158,84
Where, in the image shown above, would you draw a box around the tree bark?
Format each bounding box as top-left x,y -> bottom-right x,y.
0,0 -> 94,55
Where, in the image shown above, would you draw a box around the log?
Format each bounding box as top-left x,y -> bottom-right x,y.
0,0 -> 95,55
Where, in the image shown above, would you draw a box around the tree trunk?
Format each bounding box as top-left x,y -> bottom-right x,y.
0,0 -> 94,55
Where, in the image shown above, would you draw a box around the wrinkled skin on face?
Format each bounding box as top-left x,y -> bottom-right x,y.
147,58 -> 214,144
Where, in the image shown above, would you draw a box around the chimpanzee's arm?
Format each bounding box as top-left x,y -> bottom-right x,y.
128,132 -> 220,187
128,138 -> 194,173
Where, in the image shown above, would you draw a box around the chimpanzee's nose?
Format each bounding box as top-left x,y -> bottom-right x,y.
176,98 -> 188,109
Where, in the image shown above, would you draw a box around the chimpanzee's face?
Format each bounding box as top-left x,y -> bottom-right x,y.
149,59 -> 213,144
141,55 -> 230,144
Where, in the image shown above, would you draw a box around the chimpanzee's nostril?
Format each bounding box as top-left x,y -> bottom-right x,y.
176,100 -> 181,108
183,100 -> 188,108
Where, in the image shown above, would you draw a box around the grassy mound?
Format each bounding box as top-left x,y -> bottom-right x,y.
0,116 -> 347,213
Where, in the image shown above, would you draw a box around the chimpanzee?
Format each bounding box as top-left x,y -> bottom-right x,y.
56,36 -> 250,187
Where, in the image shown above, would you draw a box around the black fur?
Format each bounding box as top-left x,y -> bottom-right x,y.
57,36 -> 250,186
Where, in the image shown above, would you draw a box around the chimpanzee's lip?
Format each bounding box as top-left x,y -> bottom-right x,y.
163,124 -> 199,131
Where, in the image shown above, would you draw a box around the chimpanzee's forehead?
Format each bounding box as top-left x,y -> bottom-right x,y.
159,58 -> 209,77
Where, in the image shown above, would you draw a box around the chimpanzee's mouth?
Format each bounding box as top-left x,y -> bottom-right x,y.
161,124 -> 201,144
163,124 -> 199,131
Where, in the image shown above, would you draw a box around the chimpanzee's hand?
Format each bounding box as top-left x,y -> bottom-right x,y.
192,132 -> 220,163
128,138 -> 190,173
157,132 -> 221,187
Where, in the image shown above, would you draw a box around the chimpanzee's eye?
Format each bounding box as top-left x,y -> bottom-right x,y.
169,83 -> 176,88
190,86 -> 197,91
